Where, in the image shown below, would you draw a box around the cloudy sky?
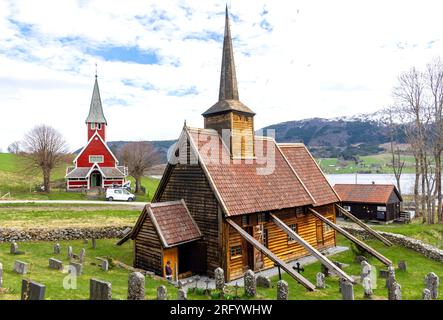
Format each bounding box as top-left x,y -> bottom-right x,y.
0,0 -> 442,152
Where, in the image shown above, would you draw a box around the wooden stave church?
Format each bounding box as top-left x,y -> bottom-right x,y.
65,76 -> 127,190
122,8 -> 393,287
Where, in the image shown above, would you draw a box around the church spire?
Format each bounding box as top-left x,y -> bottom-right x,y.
219,5 -> 239,101
85,75 -> 107,125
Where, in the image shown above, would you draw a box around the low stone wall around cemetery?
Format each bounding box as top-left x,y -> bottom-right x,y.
341,225 -> 443,263
0,226 -> 132,242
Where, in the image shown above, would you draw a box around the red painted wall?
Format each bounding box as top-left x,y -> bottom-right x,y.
76,135 -> 116,167
87,124 -> 106,141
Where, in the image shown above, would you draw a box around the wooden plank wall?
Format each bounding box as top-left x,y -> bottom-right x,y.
158,163 -> 220,277
231,112 -> 254,158
134,217 -> 163,275
226,204 -> 336,280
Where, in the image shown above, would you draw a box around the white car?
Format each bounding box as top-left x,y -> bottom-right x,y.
106,188 -> 135,202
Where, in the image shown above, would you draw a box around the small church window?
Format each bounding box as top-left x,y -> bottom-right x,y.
89,155 -> 104,163
97,123 -> 102,130
288,223 -> 298,243
91,123 -> 96,130
230,245 -> 242,259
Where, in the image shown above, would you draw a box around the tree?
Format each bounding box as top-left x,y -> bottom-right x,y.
7,141 -> 22,154
22,125 -> 67,193
119,142 -> 159,193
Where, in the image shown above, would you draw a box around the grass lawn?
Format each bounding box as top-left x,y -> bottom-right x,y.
0,204 -> 141,229
372,219 -> 443,249
0,235 -> 442,300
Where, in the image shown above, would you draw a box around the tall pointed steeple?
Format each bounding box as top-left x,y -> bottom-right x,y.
219,5 -> 239,101
85,75 -> 107,125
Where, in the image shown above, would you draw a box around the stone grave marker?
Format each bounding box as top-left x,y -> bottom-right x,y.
79,248 -> 86,263
157,285 -> 167,300
21,279 -> 45,300
354,255 -> 367,264
178,288 -> 187,300
10,242 -> 18,254
13,260 -> 29,274
425,272 -> 439,299
0,262 -> 3,288
244,270 -> 256,297
385,266 -> 396,289
49,258 -> 63,270
321,264 -> 330,277
362,276 -> 373,298
127,272 -> 145,300
360,261 -> 371,282
256,275 -> 272,288
67,246 -> 73,259
70,262 -> 82,276
90,278 -> 112,300
398,261 -> 407,271
92,238 -> 97,249
96,258 -> 109,271
316,272 -> 326,289
53,243 -> 61,254
341,281 -> 354,300
277,280 -> 288,300
389,281 -> 402,300
422,288 -> 431,300
214,267 -> 225,291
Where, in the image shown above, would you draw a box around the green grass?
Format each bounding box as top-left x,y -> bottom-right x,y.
0,204 -> 140,229
126,176 -> 160,202
318,153 -> 416,174
0,239 -> 178,300
372,219 -> 443,249
0,235 -> 441,300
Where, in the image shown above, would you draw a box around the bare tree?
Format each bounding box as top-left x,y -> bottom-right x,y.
7,141 -> 22,154
22,125 -> 67,193
119,142 -> 159,193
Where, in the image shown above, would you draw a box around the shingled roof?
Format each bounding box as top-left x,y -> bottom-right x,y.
85,76 -> 107,124
279,143 -> 340,206
131,200 -> 202,248
334,184 -> 402,204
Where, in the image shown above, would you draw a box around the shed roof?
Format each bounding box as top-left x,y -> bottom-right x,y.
333,184 -> 402,204
131,200 -> 202,248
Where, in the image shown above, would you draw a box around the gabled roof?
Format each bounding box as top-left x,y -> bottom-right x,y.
333,184 -> 403,204
155,127 -> 316,216
131,200 -> 202,248
202,7 -> 254,117
65,164 -> 125,179
279,143 -> 340,206
85,76 -> 107,124
73,130 -> 119,165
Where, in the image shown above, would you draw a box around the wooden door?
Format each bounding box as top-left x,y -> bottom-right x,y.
316,221 -> 324,247
242,227 -> 254,272
253,225 -> 264,270
163,247 -> 178,280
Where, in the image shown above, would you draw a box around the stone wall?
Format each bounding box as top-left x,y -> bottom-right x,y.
341,225 -> 443,263
0,226 -> 131,242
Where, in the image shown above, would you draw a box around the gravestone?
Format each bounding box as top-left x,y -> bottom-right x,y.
316,272 -> 326,289
178,288 -> 187,300
127,272 -> 145,300
21,279 -> 45,300
0,262 -> 3,288
379,270 -> 389,279
214,267 -> 225,291
157,285 -> 167,300
256,275 -> 272,288
10,242 -> 18,254
83,239 -> 89,244
362,276 -> 373,298
53,243 -> 61,254
244,270 -> 256,297
425,272 -> 439,299
67,246 -> 73,259
360,261 -> 371,282
422,288 -> 431,300
385,266 -> 396,289
338,278 -> 345,293
398,260 -> 407,271
79,248 -> 86,263
321,264 -> 330,277
90,278 -> 112,300
277,280 -> 288,300
13,260 -> 29,274
49,258 -> 63,270
341,281 -> 354,300
354,255 -> 367,264
96,258 -> 109,271
69,262 -> 82,276
92,238 -> 97,249
389,281 -> 402,300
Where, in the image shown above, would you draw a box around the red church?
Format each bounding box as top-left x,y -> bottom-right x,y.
65,75 -> 127,191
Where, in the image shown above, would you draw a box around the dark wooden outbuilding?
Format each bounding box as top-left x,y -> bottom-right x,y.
334,183 -> 403,222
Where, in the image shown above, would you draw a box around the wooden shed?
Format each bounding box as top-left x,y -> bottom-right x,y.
334,183 -> 403,222
130,200 -> 203,280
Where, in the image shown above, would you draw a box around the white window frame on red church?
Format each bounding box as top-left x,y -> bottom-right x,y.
89,155 -> 104,163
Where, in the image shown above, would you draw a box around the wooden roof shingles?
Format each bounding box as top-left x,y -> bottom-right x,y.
279,144 -> 340,206
333,184 -> 402,204
187,128 -> 314,216
132,200 -> 202,248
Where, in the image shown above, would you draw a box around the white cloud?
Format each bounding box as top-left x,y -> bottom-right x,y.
0,0 -> 442,152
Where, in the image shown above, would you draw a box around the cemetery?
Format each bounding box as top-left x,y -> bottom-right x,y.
0,235 -> 441,300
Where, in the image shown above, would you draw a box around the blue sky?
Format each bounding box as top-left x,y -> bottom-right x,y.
0,0 -> 442,152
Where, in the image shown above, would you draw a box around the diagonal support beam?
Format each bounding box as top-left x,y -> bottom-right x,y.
336,204 -> 393,247
269,213 -> 355,284
309,208 -> 392,266
226,218 -> 316,291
